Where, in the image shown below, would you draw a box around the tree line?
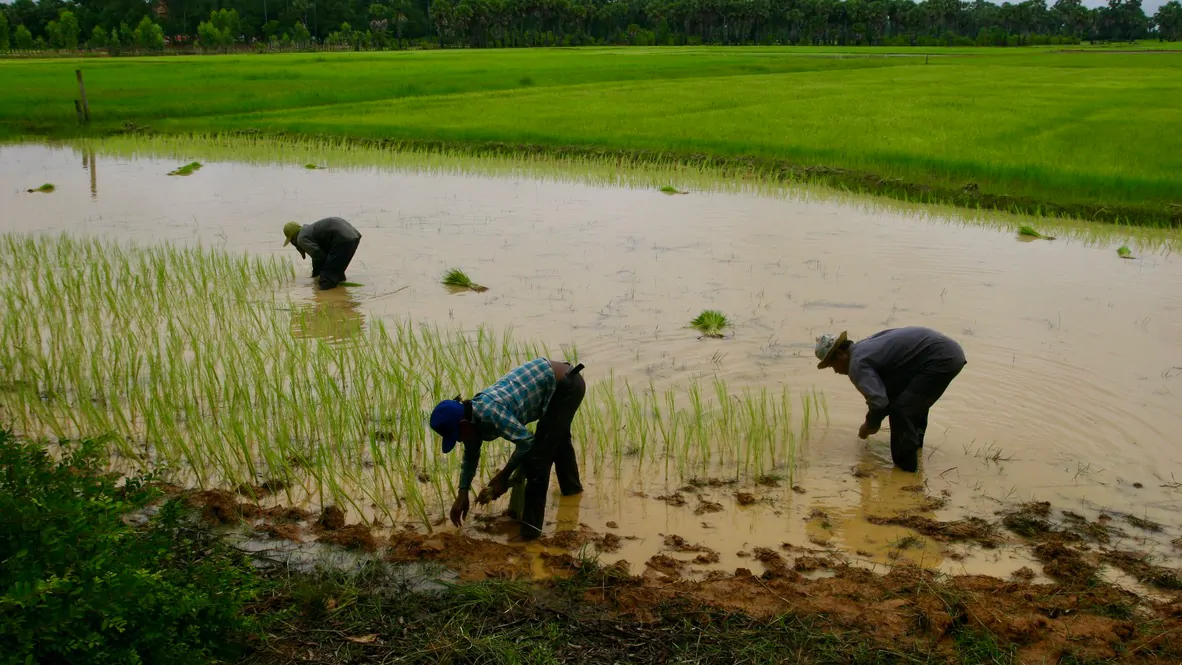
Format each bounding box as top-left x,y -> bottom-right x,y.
0,0 -> 1179,54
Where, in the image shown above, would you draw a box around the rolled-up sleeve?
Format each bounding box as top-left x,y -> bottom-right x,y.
849,361 -> 890,428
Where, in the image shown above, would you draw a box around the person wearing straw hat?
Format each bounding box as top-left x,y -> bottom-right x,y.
429,358 -> 586,540
282,217 -> 362,290
814,327 -> 966,472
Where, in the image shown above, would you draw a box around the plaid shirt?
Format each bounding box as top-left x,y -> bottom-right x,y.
458,358 -> 557,490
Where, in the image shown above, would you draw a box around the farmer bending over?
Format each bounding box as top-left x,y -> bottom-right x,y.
430,358 -> 585,540
282,217 -> 362,290
815,327 -> 966,472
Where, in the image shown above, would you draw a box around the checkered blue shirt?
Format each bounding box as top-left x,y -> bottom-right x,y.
458,358 -> 556,490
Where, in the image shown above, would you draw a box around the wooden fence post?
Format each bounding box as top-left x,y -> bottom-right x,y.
75,70 -> 91,123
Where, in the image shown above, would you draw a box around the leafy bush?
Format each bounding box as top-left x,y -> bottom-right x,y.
0,431 -> 261,665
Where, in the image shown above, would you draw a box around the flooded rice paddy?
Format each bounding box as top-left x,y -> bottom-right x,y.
3,142 -> 1182,583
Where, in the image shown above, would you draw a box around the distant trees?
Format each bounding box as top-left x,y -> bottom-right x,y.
0,11 -> 9,51
0,0 -> 1172,54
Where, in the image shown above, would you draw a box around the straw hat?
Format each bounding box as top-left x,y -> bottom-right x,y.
815,331 -> 848,369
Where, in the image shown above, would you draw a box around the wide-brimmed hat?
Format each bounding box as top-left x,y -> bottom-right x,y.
281,222 -> 302,247
815,331 -> 849,369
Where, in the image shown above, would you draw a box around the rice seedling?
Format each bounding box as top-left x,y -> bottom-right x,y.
1117,245 -> 1135,259
690,310 -> 732,338
659,185 -> 688,195
26,183 -> 55,193
0,233 -> 820,529
304,163 -> 325,169
167,161 -> 203,176
442,268 -> 488,293
337,281 -> 364,287
1017,225 -> 1055,240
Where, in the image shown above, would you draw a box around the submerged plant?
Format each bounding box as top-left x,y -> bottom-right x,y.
1117,245 -> 1134,259
442,268 -> 488,293
27,183 -> 55,193
1018,225 -> 1055,240
167,162 -> 203,176
690,310 -> 732,338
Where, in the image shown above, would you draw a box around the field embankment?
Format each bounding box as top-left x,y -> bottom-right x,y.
2,47 -> 1180,225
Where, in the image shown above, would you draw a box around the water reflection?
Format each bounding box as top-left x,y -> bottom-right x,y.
806,444 -> 945,568
290,287 -> 366,341
82,147 -> 97,200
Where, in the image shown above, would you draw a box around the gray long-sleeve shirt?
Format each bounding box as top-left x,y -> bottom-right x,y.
847,327 -> 965,428
294,217 -> 362,266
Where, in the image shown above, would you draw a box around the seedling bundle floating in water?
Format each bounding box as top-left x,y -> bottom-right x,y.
1017,225 -> 1055,240
27,183 -> 55,193
167,162 -> 203,176
1117,245 -> 1135,259
660,185 -> 689,195
442,268 -> 488,293
690,310 -> 732,338
304,164 -> 325,170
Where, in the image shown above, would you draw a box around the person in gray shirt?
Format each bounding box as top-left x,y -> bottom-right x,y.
815,327 -> 966,472
282,217 -> 362,290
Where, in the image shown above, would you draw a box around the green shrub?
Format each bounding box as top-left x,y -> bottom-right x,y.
0,431 -> 261,664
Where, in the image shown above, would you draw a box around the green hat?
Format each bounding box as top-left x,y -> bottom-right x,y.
282,222 -> 302,247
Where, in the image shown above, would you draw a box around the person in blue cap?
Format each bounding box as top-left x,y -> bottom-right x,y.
430,358 -> 585,540
814,327 -> 966,472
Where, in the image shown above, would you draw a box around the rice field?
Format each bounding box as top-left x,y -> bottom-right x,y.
0,233 -> 822,526
2,48 -> 1180,223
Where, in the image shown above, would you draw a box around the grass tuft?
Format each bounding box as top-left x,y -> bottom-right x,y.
167,161 -> 203,176
690,310 -> 732,338
442,268 -> 488,293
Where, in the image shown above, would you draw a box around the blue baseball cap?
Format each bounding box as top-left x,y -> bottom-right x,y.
430,399 -> 465,454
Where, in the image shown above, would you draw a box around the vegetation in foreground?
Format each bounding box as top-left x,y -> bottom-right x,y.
7,429 -> 1182,665
2,48 -> 1179,225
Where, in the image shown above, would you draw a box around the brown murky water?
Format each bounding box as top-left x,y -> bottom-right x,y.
4,142 -> 1182,581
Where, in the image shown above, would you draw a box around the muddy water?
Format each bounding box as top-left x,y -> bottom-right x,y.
4,142 -> 1182,580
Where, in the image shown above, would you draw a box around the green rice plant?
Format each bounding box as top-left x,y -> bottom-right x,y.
1018,225 -> 1055,240
1117,245 -> 1134,259
304,163 -> 324,169
659,185 -> 688,195
689,310 -> 732,338
442,268 -> 488,293
27,183 -> 55,193
167,161 -> 203,176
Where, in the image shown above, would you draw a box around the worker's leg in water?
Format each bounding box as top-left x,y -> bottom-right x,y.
888,362 -> 965,471
318,239 -> 359,290
520,369 -> 586,538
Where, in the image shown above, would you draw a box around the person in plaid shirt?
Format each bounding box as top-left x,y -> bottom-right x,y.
429,358 -> 586,539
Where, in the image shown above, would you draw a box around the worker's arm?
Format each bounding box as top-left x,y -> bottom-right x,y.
849,361 -> 890,431
450,440 -> 483,527
298,234 -> 327,276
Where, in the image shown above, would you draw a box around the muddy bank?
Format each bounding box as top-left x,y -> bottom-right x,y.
144,128 -> 1182,228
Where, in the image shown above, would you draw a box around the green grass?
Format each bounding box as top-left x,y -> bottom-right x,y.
27,183 -> 55,193
166,161 -> 203,176
0,48 -> 1179,224
690,310 -> 732,338
441,268 -> 487,293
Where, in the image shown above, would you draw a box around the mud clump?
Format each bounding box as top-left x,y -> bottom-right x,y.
663,534 -> 706,552
850,465 -> 873,479
1033,537 -> 1097,584
866,514 -> 998,547
317,505 -> 347,531
656,493 -> 687,507
756,474 -> 782,487
262,505 -> 311,522
1011,566 -> 1036,582
257,522 -> 303,543
694,500 -> 723,515
1101,550 -> 1182,590
793,556 -> 831,573
646,554 -> 686,578
317,524 -> 378,552
687,477 -> 738,489
541,530 -> 590,550
694,551 -> 721,564
595,533 -> 623,553
188,489 -> 260,524
1125,514 -> 1163,533
735,492 -> 757,506
606,521 -> 619,529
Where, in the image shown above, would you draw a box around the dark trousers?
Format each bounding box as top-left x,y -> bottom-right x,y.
317,239 -> 359,290
888,360 -> 966,472
520,364 -> 586,539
